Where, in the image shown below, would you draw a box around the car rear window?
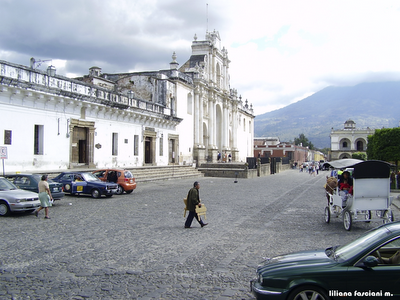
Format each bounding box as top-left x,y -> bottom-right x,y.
124,171 -> 133,178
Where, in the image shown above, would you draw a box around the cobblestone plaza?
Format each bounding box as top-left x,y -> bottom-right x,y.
1,170 -> 398,299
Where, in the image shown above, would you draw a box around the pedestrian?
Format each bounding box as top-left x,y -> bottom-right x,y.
34,174 -> 54,219
391,171 -> 396,189
184,181 -> 208,228
397,171 -> 400,189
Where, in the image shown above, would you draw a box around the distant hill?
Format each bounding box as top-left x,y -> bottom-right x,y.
254,81 -> 400,148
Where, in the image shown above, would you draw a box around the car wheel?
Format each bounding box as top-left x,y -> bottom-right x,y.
91,189 -> 101,198
125,190 -> 133,194
324,206 -> 330,223
343,210 -> 352,231
0,201 -> 10,216
383,210 -> 394,224
288,286 -> 329,300
115,185 -> 124,195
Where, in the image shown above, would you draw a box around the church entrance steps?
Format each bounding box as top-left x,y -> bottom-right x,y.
131,165 -> 203,182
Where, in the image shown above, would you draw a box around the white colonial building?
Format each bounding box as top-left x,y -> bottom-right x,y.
0,31 -> 254,173
330,119 -> 374,160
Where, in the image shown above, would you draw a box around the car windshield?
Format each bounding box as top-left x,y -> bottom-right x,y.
0,178 -> 18,190
331,226 -> 392,262
81,173 -> 100,182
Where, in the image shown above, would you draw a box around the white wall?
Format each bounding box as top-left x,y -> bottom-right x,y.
0,101 -> 71,172
175,83 -> 194,165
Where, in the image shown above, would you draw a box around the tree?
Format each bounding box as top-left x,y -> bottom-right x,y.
367,128 -> 400,170
294,133 -> 314,150
352,152 -> 366,161
318,147 -> 330,156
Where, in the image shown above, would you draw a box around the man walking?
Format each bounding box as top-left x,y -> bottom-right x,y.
184,181 -> 208,228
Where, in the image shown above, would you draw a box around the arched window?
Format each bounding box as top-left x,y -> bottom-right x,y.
357,141 -> 364,151
342,141 -> 348,148
216,63 -> 221,88
187,94 -> 192,115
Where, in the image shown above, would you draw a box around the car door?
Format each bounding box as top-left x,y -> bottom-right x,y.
72,181 -> 88,194
346,239 -> 400,298
71,175 -> 88,194
346,264 -> 400,297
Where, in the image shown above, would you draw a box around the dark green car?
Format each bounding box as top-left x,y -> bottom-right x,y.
251,222 -> 400,299
4,174 -> 65,200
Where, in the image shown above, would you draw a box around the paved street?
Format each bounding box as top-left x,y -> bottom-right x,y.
1,169 -> 399,300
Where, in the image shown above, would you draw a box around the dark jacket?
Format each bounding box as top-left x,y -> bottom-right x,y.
187,187 -> 200,212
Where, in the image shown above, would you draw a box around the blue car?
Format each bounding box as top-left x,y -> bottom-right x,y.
53,172 -> 118,198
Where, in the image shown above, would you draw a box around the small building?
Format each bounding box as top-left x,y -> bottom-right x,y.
254,137 -> 311,165
329,119 -> 375,160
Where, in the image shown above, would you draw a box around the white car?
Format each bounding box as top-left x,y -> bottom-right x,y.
0,177 -> 40,216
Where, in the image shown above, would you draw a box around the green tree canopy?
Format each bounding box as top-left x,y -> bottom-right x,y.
294,133 -> 314,150
352,152 -> 366,161
367,127 -> 400,169
318,147 -> 330,156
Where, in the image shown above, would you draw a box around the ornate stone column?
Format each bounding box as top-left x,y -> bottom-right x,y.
208,94 -> 214,148
193,86 -> 205,166
223,99 -> 229,150
212,96 -> 217,148
194,87 -> 200,145
208,94 -> 218,161
231,104 -> 239,162
199,89 -> 204,146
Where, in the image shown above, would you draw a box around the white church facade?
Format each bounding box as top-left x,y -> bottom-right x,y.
0,31 -> 255,173
330,119 -> 374,160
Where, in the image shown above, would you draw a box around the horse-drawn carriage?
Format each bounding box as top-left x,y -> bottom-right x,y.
324,159 -> 394,231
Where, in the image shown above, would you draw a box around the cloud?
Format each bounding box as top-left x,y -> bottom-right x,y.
2,0 -> 400,115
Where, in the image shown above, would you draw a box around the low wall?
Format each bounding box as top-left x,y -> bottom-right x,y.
247,164 -> 270,178
198,163 -> 248,178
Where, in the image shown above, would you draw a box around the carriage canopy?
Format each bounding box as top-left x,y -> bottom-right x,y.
324,159 -> 391,179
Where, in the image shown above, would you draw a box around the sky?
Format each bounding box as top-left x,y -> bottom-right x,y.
1,0 -> 400,116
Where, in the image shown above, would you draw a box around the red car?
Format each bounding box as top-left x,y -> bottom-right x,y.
92,169 -> 136,195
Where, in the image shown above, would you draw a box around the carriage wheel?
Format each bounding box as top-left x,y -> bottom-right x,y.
324,206 -> 330,223
383,210 -> 394,224
343,210 -> 352,231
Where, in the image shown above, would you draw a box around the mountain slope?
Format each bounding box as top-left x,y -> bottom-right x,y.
255,81 -> 400,148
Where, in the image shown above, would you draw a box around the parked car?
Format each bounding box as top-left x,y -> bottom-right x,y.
52,172 -> 118,198
251,222 -> 400,299
4,174 -> 64,200
92,169 -> 136,195
0,177 -> 40,216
